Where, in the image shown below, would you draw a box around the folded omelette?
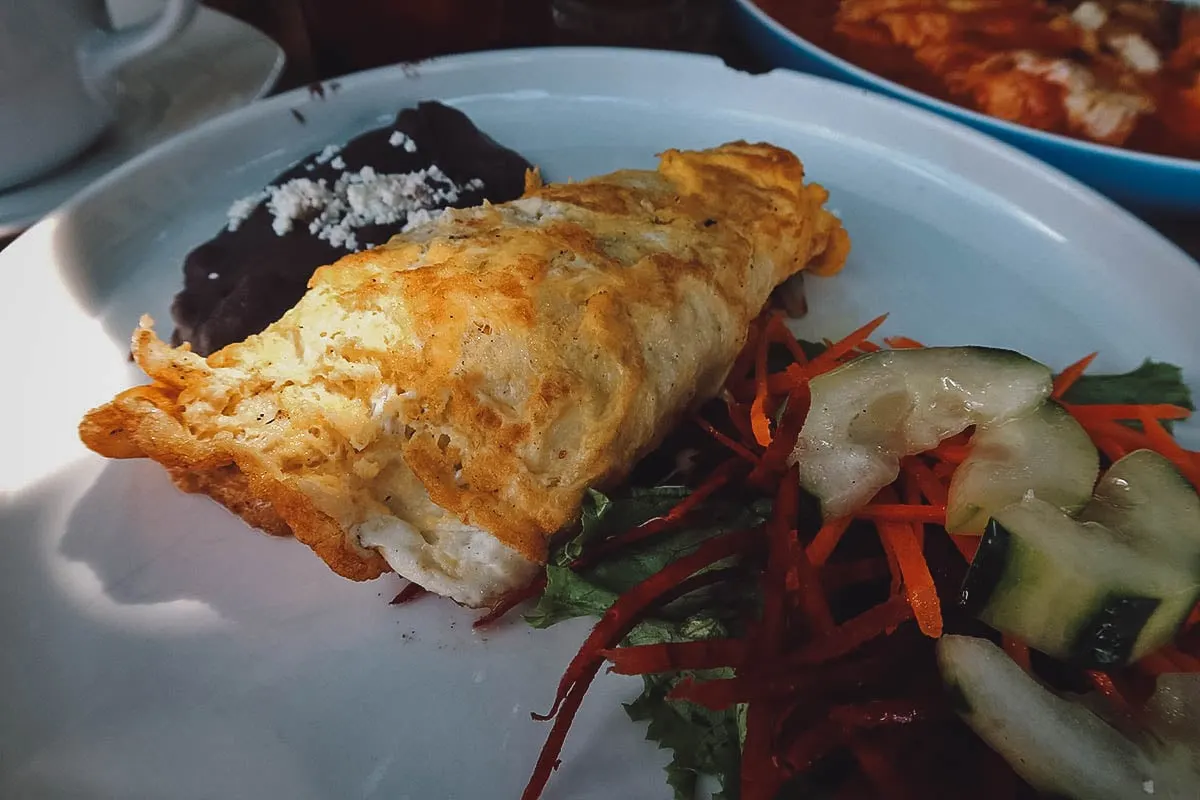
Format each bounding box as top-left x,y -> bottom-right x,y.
79,142 -> 850,607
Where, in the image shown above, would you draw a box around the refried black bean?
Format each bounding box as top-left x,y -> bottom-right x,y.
169,101 -> 533,355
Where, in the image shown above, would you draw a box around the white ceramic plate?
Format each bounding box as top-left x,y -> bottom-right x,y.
2,49 -> 1199,800
0,0 -> 285,237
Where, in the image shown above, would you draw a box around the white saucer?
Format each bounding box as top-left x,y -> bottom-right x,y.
0,0 -> 285,237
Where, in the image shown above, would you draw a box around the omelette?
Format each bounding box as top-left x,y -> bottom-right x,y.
79,142 -> 850,607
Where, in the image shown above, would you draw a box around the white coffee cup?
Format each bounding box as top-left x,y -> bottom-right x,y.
0,0 -> 198,191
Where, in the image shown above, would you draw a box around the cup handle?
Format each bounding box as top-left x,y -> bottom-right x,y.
81,0 -> 199,87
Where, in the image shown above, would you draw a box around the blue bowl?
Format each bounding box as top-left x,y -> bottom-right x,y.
732,0 -> 1200,213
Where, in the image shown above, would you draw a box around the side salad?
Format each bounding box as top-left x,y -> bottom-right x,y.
401,312 -> 1200,800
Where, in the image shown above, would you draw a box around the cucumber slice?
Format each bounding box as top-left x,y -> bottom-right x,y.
947,401 -> 1099,534
961,497 -> 1200,666
937,635 -> 1157,800
1081,449 -> 1200,567
790,347 -> 1052,518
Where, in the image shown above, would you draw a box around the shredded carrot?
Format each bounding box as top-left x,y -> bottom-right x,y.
728,316 -> 765,395
787,529 -> 836,636
767,312 -> 809,365
576,458 -> 748,567
833,774 -> 875,800
1159,645 -> 1200,672
903,458 -> 949,506
692,414 -> 761,464
1092,436 -> 1130,462
755,386 -> 810,476
852,734 -> 911,797
750,320 -> 775,447
781,596 -> 914,668
672,641 -> 918,709
857,504 -> 947,524
762,473 -> 811,647
1002,636 -> 1032,673
537,528 -> 758,721
882,335 -> 924,349
1066,403 -> 1192,422
857,340 -> 881,353
932,460 -> 957,480
521,670 -> 595,800
941,431 -> 973,448
724,398 -> 759,448
900,466 -> 926,550
474,574 -> 548,628
780,718 -> 846,774
741,701 -> 786,800
1138,650 -> 1181,676
950,534 -> 980,563
821,558 -> 892,590
764,363 -> 803,394
806,516 -> 853,566
1140,412 -> 1200,490
1086,671 -> 1138,725
928,443 -> 971,464
1077,418 -> 1155,453
390,582 -> 429,605
1051,352 -> 1098,399
877,518 -> 943,637
601,639 -> 745,675
801,314 -> 889,379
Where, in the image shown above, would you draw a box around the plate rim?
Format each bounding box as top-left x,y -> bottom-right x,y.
12,46 -> 1198,287
733,0 -> 1200,173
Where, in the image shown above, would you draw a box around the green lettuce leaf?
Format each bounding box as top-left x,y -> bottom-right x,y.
553,486 -> 690,568
527,489 -> 766,629
1060,359 -> 1193,410
623,617 -> 741,800
626,668 -> 741,800
525,488 -> 764,798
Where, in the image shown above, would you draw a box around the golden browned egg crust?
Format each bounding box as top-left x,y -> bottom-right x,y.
79,141 -> 849,605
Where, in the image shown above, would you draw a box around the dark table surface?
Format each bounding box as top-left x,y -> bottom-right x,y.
1,0 -> 1196,258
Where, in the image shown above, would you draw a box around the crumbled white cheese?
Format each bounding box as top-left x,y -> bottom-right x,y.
1071,1 -> 1107,32
1143,779 -> 1155,794
388,130 -> 418,152
1107,32 -> 1162,75
314,143 -> 342,164
222,152 -> 486,251
265,178 -> 334,236
225,191 -> 268,232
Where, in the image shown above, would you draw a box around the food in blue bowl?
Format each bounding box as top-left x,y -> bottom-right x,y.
733,0 -> 1200,211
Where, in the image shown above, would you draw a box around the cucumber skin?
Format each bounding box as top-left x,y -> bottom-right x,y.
959,517 -> 1012,617
1070,595 -> 1162,668
961,516 -> 1200,668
